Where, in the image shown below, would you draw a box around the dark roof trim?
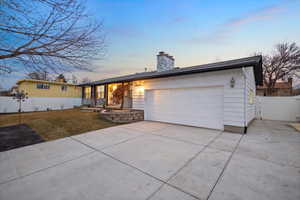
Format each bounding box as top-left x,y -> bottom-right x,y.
80,55 -> 263,86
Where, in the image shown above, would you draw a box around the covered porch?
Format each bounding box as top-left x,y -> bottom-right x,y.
81,81 -> 144,110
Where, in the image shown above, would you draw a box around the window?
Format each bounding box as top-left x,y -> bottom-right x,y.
96,85 -> 105,99
84,87 -> 91,99
61,85 -> 67,91
36,83 -> 50,89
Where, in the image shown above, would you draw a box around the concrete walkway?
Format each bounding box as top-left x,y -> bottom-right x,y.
0,120 -> 299,200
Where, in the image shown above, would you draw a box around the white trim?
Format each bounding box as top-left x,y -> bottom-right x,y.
144,85 -> 224,91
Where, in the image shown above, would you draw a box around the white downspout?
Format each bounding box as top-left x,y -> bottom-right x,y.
242,67 -> 247,133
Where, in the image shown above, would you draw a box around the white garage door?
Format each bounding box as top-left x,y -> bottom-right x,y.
145,87 -> 224,130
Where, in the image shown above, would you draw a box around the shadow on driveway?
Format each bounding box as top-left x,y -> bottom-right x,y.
0,124 -> 44,152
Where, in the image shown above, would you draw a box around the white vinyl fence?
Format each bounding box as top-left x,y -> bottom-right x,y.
0,97 -> 82,113
256,95 -> 300,122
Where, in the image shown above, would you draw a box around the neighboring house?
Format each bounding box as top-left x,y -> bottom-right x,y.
80,52 -> 263,133
16,79 -> 81,98
0,79 -> 82,113
256,78 -> 293,96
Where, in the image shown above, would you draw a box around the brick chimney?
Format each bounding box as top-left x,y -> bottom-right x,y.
157,51 -> 174,72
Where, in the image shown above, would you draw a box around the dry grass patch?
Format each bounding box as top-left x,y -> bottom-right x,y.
0,109 -> 118,141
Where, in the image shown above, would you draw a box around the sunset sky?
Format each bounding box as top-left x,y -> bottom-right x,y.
1,0 -> 300,89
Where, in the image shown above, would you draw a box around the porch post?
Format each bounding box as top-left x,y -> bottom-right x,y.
121,82 -> 125,109
104,84 -> 108,108
90,85 -> 95,106
81,86 -> 85,104
93,85 -> 97,106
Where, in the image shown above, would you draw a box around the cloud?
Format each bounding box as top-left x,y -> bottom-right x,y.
187,3 -> 287,45
225,5 -> 284,28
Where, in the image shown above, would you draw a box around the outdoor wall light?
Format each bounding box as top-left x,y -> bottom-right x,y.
230,77 -> 235,88
134,81 -> 143,87
138,86 -> 144,92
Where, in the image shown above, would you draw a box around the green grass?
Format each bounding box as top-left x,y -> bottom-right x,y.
0,109 -> 118,141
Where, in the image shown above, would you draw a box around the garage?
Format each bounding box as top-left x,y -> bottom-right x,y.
82,53 -> 262,133
145,87 -> 224,130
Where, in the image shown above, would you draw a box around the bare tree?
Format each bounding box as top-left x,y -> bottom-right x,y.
0,0 -> 105,74
256,42 -> 300,95
26,71 -> 49,80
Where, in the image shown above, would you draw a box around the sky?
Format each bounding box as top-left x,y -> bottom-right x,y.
1,0 -> 300,89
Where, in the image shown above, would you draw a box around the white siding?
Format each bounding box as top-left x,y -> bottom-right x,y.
0,97 -> 81,113
244,67 -> 256,125
132,68 -> 248,127
132,85 -> 145,110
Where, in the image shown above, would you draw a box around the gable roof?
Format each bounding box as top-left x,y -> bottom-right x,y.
80,55 -> 263,86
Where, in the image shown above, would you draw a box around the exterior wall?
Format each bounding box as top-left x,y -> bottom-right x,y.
0,97 -> 81,113
132,81 -> 145,110
244,67 -> 256,125
132,68 -> 249,128
18,81 -> 82,98
256,96 -> 300,122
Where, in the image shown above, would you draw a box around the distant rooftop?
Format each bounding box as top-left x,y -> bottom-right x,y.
17,79 -> 77,86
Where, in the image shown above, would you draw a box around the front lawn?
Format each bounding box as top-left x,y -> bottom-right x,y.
0,109 -> 118,141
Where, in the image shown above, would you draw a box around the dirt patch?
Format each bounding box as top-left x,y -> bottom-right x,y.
0,124 -> 44,152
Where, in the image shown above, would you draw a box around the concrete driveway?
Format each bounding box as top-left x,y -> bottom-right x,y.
0,120 -> 299,200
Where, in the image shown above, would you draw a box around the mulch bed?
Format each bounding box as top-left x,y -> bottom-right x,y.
0,124 -> 44,152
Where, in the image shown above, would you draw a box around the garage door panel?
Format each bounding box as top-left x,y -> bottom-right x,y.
145,87 -> 224,130
148,112 -> 221,123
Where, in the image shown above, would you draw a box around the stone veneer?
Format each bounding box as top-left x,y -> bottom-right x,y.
100,109 -> 144,123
